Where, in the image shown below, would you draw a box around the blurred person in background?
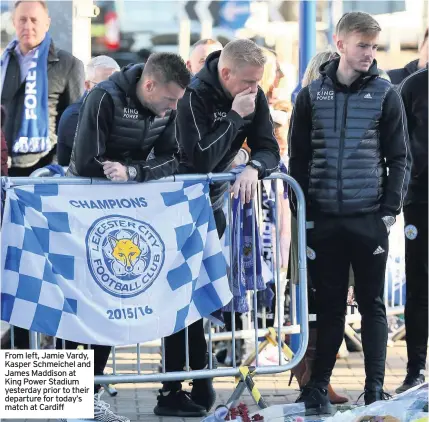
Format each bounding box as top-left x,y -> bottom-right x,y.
0,0 -> 84,176
260,48 -> 290,158
57,55 -> 120,166
289,49 -> 348,406
289,12 -> 410,414
186,38 -> 223,75
388,28 -> 428,84
395,64 -> 428,393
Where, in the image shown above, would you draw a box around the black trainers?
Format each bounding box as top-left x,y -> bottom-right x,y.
295,385 -> 334,416
396,373 -> 425,394
190,353 -> 218,412
361,388 -> 392,405
154,389 -> 207,417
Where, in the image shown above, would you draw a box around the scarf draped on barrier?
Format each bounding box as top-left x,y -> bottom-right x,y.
1,34 -> 51,155
258,161 -> 289,311
258,182 -> 276,310
223,166 -> 266,313
45,164 -> 66,177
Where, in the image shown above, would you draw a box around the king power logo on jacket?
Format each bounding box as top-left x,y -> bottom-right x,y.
123,107 -> 139,119
316,89 -> 334,101
214,111 -> 227,122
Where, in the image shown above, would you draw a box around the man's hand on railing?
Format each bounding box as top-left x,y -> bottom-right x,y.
231,165 -> 258,204
102,161 -> 128,181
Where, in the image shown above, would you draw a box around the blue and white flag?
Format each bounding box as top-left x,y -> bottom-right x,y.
1,181 -> 232,345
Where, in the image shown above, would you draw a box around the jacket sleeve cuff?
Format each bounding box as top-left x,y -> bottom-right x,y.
226,110 -> 245,129
379,206 -> 397,218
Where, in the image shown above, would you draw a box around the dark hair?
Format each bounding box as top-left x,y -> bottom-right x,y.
336,12 -> 381,36
14,1 -> 48,13
143,53 -> 190,89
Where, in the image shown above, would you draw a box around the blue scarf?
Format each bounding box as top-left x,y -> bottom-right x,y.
224,166 -> 266,312
1,34 -> 51,155
258,183 -> 276,309
258,160 -> 288,310
45,164 -> 66,176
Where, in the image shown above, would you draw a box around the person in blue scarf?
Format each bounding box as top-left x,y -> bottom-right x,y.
0,0 -> 84,176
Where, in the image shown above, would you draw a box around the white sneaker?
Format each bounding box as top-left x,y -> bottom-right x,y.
58,392 -> 130,422
94,391 -> 130,422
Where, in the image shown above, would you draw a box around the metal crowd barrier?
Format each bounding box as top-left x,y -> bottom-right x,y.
1,172 -> 309,407
29,166 -> 68,177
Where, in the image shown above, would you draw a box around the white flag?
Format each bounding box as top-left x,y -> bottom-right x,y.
1,181 -> 232,345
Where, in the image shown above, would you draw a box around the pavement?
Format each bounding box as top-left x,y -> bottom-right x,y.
1,340 -> 411,422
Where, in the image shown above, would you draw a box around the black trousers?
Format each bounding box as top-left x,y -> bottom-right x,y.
163,207 -> 226,391
2,326 -> 32,349
307,213 -> 389,390
55,339 -> 111,393
404,203 -> 428,374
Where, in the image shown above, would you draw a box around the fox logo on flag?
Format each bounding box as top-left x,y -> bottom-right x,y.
1,181 -> 232,346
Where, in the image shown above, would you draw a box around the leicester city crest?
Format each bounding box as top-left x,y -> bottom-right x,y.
404,224 -> 418,240
86,215 -> 165,298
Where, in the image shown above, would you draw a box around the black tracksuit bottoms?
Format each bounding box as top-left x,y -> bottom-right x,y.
404,203 -> 428,374
163,207 -> 226,392
306,212 -> 389,390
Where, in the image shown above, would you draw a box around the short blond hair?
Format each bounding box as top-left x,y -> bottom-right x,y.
302,50 -> 335,87
219,39 -> 266,68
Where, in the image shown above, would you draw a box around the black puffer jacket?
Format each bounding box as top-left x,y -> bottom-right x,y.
400,66 -> 428,205
1,41 -> 84,168
288,58 -> 411,217
176,50 -> 280,210
68,64 -> 178,182
387,59 -> 419,85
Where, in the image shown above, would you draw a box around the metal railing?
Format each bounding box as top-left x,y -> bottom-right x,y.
1,172 -> 309,406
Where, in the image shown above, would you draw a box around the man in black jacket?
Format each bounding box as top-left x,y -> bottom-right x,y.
0,0 -> 84,176
155,39 -> 280,418
388,28 -> 428,84
289,12 -> 410,414
396,65 -> 428,394
66,53 -> 190,422
68,53 -> 190,182
57,55 -> 120,166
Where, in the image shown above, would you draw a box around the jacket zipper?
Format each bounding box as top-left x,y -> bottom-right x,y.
337,92 -> 350,213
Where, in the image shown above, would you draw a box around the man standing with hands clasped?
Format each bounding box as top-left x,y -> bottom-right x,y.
288,12 -> 410,415
154,39 -> 280,418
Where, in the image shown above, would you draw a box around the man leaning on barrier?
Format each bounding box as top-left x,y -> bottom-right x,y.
288,12 -> 411,415
152,39 -> 280,418
67,52 -> 189,181
64,53 -> 190,422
